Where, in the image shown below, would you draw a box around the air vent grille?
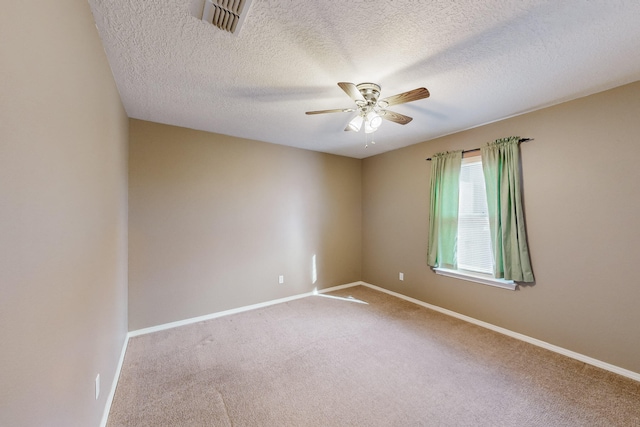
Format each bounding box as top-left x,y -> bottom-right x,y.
202,0 -> 253,35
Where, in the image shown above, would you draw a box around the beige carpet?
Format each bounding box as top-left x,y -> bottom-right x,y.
108,286 -> 640,426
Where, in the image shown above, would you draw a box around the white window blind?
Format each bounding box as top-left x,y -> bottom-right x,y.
457,157 -> 493,274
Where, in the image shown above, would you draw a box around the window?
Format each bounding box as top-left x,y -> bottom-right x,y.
457,156 -> 493,274
435,155 -> 516,290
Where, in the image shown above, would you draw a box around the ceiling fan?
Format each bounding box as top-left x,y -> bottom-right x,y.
305,82 -> 430,133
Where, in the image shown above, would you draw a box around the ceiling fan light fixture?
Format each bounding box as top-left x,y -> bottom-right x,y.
364,120 -> 377,134
348,115 -> 364,132
367,111 -> 382,129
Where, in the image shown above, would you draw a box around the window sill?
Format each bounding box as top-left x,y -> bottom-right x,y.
434,268 -> 516,290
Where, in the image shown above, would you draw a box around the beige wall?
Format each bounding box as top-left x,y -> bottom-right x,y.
0,2 -> 128,426
128,120 -> 362,330
362,81 -> 640,374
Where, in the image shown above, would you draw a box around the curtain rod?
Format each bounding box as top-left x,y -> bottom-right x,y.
425,138 -> 533,161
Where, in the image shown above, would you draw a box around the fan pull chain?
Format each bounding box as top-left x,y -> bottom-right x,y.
364,131 -> 376,149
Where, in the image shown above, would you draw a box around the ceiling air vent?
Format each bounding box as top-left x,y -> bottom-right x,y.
201,0 -> 253,35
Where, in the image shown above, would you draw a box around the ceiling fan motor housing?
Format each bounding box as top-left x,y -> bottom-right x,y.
356,83 -> 381,106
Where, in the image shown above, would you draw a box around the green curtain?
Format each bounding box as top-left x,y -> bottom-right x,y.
481,137 -> 534,282
428,150 -> 462,269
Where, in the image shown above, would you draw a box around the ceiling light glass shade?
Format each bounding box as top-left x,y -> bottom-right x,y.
367,111 -> 382,129
364,120 -> 377,134
347,115 -> 363,132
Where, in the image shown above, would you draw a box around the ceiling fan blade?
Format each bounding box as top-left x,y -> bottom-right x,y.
337,82 -> 365,103
305,108 -> 355,115
379,87 -> 430,107
380,109 -> 413,125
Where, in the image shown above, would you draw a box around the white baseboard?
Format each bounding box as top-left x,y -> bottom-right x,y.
100,334 -> 129,427
127,282 -> 363,337
357,281 -> 640,383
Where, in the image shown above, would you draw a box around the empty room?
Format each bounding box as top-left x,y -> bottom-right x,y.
2,1 -> 640,426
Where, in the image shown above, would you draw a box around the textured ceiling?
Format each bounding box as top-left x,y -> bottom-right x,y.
88,0 -> 640,158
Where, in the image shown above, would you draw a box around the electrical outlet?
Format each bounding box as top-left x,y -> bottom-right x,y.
95,374 -> 100,400
278,275 -> 284,284
399,272 -> 404,281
